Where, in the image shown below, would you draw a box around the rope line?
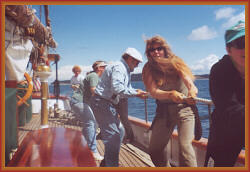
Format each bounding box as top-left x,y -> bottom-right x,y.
145,93 -> 214,106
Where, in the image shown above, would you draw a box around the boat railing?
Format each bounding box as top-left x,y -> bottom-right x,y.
192,97 -> 214,126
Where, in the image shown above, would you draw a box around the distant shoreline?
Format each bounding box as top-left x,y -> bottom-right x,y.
50,74 -> 209,85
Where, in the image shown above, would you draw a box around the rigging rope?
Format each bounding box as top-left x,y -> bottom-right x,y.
145,93 -> 214,106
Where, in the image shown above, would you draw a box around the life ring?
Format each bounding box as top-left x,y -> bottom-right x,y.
17,72 -> 33,107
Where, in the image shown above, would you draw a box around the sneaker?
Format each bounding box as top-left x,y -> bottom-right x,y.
93,152 -> 104,161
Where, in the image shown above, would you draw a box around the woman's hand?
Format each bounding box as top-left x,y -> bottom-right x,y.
71,84 -> 80,90
184,91 -> 197,105
169,90 -> 185,103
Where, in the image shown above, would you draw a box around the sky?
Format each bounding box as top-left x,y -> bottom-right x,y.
29,4 -> 245,83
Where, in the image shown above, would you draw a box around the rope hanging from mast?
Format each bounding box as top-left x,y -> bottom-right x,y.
5,5 -> 57,48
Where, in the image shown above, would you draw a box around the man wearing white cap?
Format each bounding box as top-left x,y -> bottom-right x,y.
205,21 -> 245,167
70,60 -> 107,161
90,47 -> 148,167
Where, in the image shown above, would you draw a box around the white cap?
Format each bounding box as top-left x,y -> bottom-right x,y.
124,47 -> 143,63
96,61 -> 108,67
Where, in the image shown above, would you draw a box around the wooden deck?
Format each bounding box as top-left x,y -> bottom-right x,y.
17,111 -> 154,167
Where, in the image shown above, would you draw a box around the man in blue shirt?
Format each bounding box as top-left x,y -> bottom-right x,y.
90,47 -> 147,167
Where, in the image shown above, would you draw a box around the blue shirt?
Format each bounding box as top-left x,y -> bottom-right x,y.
95,58 -> 138,104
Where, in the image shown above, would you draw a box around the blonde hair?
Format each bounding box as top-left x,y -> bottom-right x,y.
72,65 -> 81,73
142,36 -> 195,88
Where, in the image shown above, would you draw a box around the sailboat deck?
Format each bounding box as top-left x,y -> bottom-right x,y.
17,111 -> 153,167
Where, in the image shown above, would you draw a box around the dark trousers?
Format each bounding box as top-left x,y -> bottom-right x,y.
204,115 -> 245,167
114,98 -> 134,142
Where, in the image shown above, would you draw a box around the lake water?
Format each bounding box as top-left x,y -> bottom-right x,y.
49,79 -> 213,138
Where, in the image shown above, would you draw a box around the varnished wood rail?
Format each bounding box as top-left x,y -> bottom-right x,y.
8,127 -> 97,167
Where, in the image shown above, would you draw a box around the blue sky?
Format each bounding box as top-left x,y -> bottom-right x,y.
31,4 -> 245,83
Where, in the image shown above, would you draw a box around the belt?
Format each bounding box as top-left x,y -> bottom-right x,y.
93,93 -> 110,102
94,93 -> 118,106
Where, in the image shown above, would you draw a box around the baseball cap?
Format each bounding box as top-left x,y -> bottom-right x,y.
92,61 -> 107,70
225,21 -> 245,43
124,47 -> 143,63
96,61 -> 108,67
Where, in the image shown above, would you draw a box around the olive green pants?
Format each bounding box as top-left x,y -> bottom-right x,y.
149,104 -> 197,167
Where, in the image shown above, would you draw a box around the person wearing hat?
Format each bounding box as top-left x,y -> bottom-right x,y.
204,21 -> 245,167
142,35 -> 199,167
90,47 -> 148,167
70,60 -> 107,161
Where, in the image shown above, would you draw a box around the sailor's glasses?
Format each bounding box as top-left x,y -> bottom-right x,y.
149,46 -> 164,52
228,37 -> 245,49
133,59 -> 140,66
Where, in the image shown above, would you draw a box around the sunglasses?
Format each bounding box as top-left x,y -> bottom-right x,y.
149,46 -> 164,52
132,58 -> 140,65
229,37 -> 245,49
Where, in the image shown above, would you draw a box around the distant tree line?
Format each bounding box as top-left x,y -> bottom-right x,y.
130,73 -> 209,81
51,73 -> 209,85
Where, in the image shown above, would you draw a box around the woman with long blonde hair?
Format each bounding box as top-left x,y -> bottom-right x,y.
142,35 -> 200,167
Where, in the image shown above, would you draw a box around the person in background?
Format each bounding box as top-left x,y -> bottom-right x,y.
90,47 -> 148,167
70,61 -> 107,161
142,35 -> 200,167
71,65 -> 84,91
204,21 -> 245,167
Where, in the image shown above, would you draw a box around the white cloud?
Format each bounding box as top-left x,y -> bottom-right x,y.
221,10 -> 245,29
48,65 -> 92,83
48,62 -> 142,83
190,54 -> 219,74
187,8 -> 245,42
47,55 -> 218,83
187,25 -> 218,41
215,7 -> 236,20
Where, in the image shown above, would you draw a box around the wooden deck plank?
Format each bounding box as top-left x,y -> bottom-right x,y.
96,139 -> 105,157
121,150 -> 142,167
120,144 -> 140,167
96,139 -> 104,166
120,145 -> 146,167
121,144 -> 148,167
18,115 -> 41,144
126,145 -> 147,167
118,149 -> 131,167
123,149 -> 142,167
16,112 -> 153,167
